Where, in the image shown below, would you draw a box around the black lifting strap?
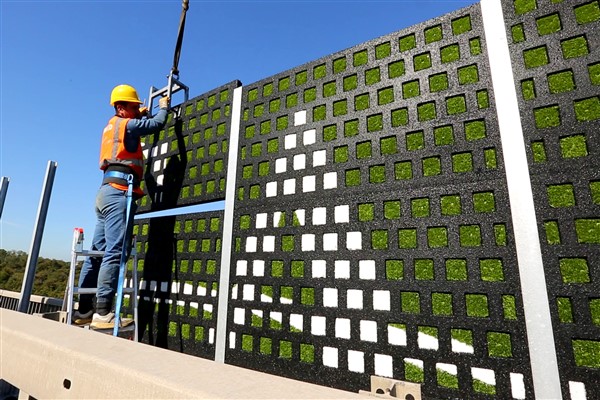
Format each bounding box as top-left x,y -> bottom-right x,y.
171,0 -> 189,78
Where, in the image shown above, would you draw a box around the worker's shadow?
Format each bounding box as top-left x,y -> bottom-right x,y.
137,116 -> 187,350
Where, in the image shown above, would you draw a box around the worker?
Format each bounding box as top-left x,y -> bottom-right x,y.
73,84 -> 169,329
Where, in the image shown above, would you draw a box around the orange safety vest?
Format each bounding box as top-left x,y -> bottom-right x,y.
99,116 -> 144,195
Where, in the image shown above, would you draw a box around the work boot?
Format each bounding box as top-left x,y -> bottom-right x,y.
72,310 -> 93,325
90,312 -> 134,330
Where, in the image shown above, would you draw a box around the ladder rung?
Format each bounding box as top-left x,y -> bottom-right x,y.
74,287 -> 136,295
74,250 -> 105,257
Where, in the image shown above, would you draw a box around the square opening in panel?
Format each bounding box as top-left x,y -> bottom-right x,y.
373,290 -> 390,311
294,110 -> 307,126
302,234 -> 315,251
266,181 -> 277,198
324,172 -> 338,189
275,158 -> 287,174
283,179 -> 296,195
253,260 -> 265,276
323,287 -> 339,307
303,175 -> 316,192
359,260 -> 376,280
347,289 -> 363,309
313,149 -> 327,167
312,259 -> 326,278
335,260 -> 350,279
335,318 -> 351,339
360,320 -> 377,342
335,205 -> 350,223
313,207 -> 327,225
304,129 -> 316,145
323,233 -> 338,251
348,350 -> 365,373
285,134 -> 297,149
311,316 -> 326,336
323,347 -> 339,368
294,154 -> 307,170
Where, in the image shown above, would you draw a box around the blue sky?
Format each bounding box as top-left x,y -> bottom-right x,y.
1,0 -> 474,261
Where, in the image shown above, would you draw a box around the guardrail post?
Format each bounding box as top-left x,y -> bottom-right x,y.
0,176 -> 9,220
18,161 -> 58,314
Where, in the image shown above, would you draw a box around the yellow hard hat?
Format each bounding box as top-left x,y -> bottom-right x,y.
110,84 -> 142,105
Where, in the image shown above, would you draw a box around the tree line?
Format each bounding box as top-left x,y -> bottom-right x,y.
0,249 -> 70,299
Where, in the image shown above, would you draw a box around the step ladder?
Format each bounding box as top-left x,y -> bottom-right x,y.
64,227 -> 139,341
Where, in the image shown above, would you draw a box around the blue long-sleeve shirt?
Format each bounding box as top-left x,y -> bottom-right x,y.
123,109 -> 168,153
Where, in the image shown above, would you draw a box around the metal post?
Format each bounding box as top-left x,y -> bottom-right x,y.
18,161 -> 58,313
0,176 -> 9,220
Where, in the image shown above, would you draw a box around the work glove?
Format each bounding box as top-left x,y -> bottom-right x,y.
159,96 -> 170,110
139,106 -> 149,117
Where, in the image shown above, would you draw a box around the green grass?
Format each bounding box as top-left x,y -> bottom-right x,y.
276,115 -> 288,131
590,299 -> 600,325
333,57 -> 346,74
313,105 -> 326,121
295,70 -> 307,85
384,200 -> 401,219
470,37 -> 481,55
460,224 -> 481,247
403,80 -> 420,98
324,124 -> 338,142
514,0 -> 537,14
367,114 -> 383,132
399,34 -> 416,52
404,361 -> 424,383
480,259 -> 504,281
372,230 -> 389,249
544,220 -> 561,244
477,90 -> 490,109
313,63 -> 326,79
560,135 -> 587,158
356,141 -> 372,159
548,70 -> 575,93
557,297 -> 574,323
345,169 -> 361,186
592,181 -> 600,204
406,131 -> 424,151
291,260 -> 304,278
494,224 -> 507,246
381,136 -> 397,155
524,46 -> 549,69
534,105 -> 561,128
365,67 -> 381,85
465,120 -> 486,141
369,165 -> 386,183
536,13 -> 561,35
267,138 -> 278,153
417,102 -> 436,121
304,87 -> 316,103
547,184 -> 575,207
452,152 -> 473,173
411,198 -> 430,217
333,100 -> 347,116
441,44 -> 460,63
575,219 -> 600,243
271,260 -> 283,277
378,87 -> 394,105
343,74 -> 357,92
503,295 -> 517,320
425,25 -> 443,43
466,294 -> 489,317
432,293 -> 453,315
458,64 -> 479,85
391,108 -> 409,126
441,194 -> 461,215
575,1 -> 600,24
376,42 -> 391,59
281,235 -> 295,252
559,258 -> 590,283
452,15 -> 471,35
401,291 -> 421,313
355,93 -> 370,110
398,228 -> 417,249
301,287 -> 314,306
446,259 -> 467,281
323,81 -> 336,97
388,60 -> 405,78
447,95 -> 467,115
353,50 -> 368,67
423,157 -> 441,176
574,97 -> 600,121
573,339 -> 600,368
473,191 -> 495,213
279,76 -> 290,91
434,125 -> 454,145
429,72 -> 449,92
428,227 -> 448,248
345,119 -> 359,136
589,63 -> 600,85
532,141 -> 547,162
512,24 -> 525,43
395,161 -> 413,180
359,203 -> 374,221
262,83 -> 272,97
386,260 -> 404,280
334,146 -> 348,163
413,52 -> 432,71
562,36 -> 589,59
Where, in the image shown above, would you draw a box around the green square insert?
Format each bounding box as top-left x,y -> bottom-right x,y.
440,44 -> 460,63
355,93 -> 370,111
573,340 -> 600,368
388,60 -> 405,79
380,136 -> 397,155
384,200 -> 401,219
514,0 -> 537,15
423,157 -> 441,176
395,161 -> 413,180
343,74 -> 357,92
414,259 -> 434,280
532,140 -> 548,162
434,125 -> 454,146
536,13 -> 561,35
353,50 -> 368,67
575,219 -> 600,243
432,292 -> 453,316
562,36 -> 589,59
452,15 -> 471,35
378,87 -> 394,105
376,42 -> 391,59
534,105 -> 561,128
398,228 -> 417,249
413,52 -> 431,71
547,184 -> 575,207
370,165 -> 386,183
560,135 -> 587,158
544,220 -> 561,244
428,227 -> 448,248
365,67 -> 381,85
429,72 -> 449,92
425,25 -> 443,44
458,64 -> 479,85
487,332 -> 512,358
465,120 -> 486,141
403,80 -> 420,99
411,197 -> 430,218
452,152 -> 473,173
372,230 -> 389,249
401,291 -> 420,313
523,46 -> 549,68
358,203 -> 374,221
473,191 -> 495,213
441,194 -> 461,215
548,70 -> 575,93
559,258 -> 590,283
399,34 -> 416,52
406,131 -> 424,151
466,294 -> 489,317
460,224 -> 481,247
356,141 -> 372,159
480,259 -> 504,281
446,259 -> 467,281
574,96 -> 600,121
417,102 -> 436,121
386,260 -> 404,280
575,1 -> 600,24
446,95 -> 466,115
